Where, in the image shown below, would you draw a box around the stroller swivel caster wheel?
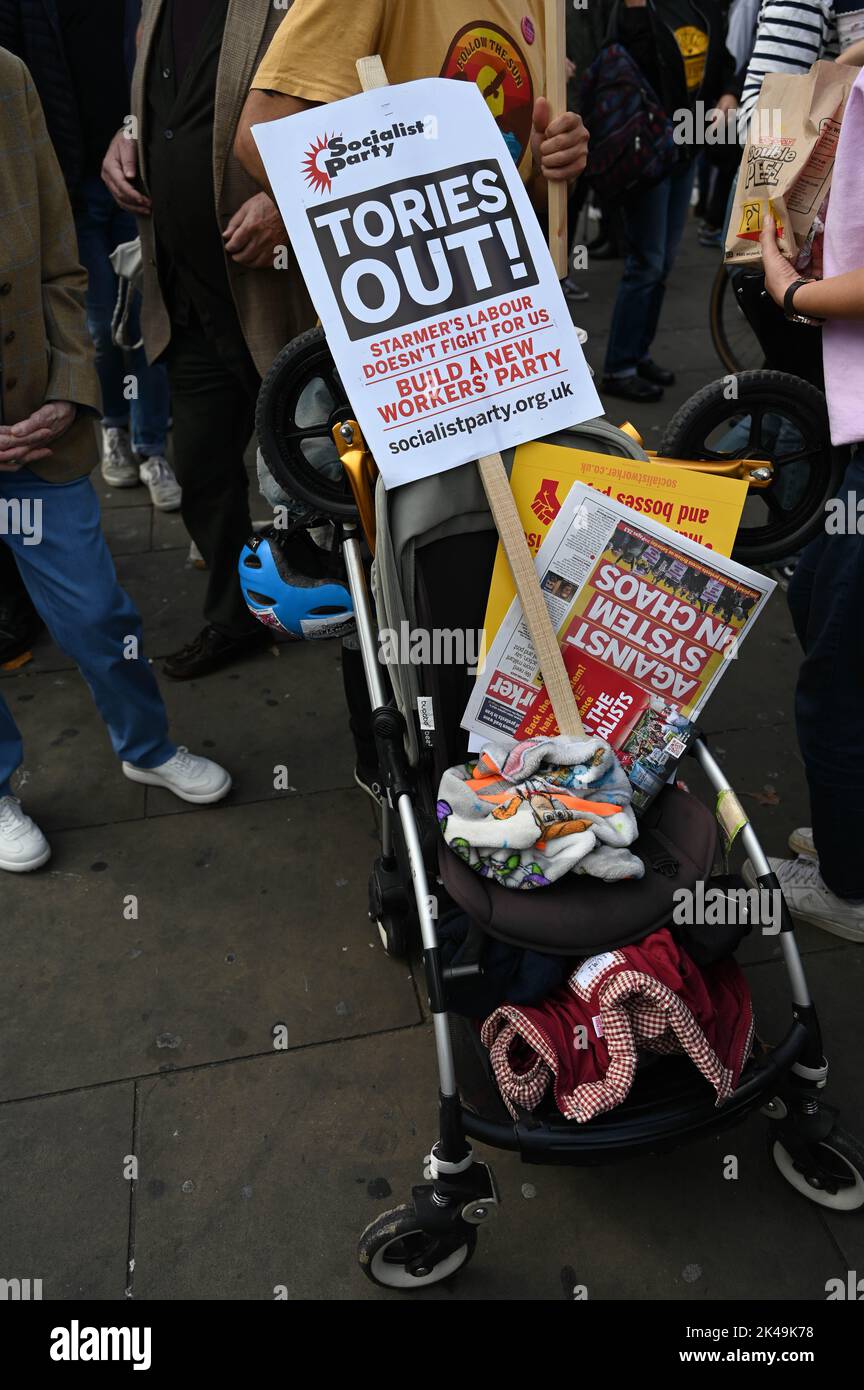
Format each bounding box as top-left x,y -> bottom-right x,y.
358,1204 -> 477,1290
376,915 -> 409,960
769,1124 -> 864,1211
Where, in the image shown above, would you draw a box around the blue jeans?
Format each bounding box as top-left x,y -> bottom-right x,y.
0,470 -> 175,797
787,446 -> 864,899
73,175 -> 170,457
604,162 -> 697,377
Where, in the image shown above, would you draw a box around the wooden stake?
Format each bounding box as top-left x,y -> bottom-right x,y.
544,0 -> 569,280
355,55 -> 585,738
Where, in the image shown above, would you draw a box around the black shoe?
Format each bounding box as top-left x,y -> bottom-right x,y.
600,374 -> 663,403
163,625 -> 270,680
638,359 -> 676,387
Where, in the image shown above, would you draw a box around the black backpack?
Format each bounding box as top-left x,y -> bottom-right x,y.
578,42 -> 678,201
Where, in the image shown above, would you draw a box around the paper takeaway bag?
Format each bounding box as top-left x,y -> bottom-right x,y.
725,61 -> 859,270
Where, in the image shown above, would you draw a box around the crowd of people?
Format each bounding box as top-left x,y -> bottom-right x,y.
0,0 -> 861,945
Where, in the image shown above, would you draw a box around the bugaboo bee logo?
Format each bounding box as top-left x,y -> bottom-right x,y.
303,121 -> 428,195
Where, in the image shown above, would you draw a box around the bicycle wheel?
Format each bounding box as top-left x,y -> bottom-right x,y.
256,327 -> 359,520
709,264 -> 764,375
658,370 -> 843,565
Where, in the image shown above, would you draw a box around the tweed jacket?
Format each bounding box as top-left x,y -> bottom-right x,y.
132,0 -> 313,376
0,47 -> 101,484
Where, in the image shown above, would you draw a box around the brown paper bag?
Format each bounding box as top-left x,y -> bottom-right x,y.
725,60 -> 860,270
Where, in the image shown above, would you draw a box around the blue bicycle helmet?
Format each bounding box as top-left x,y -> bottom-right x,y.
239,526 -> 354,641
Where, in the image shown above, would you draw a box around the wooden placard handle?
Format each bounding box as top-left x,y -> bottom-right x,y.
477,453 -> 584,737
544,0 -> 569,280
355,55 -> 585,738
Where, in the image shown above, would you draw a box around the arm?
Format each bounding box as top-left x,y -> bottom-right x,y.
739,0 -> 833,124
837,37 -> 864,65
234,90 -> 318,193
761,216 -> 864,318
1,65 -> 100,468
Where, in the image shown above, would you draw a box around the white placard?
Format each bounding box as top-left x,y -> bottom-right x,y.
253,78 -> 601,489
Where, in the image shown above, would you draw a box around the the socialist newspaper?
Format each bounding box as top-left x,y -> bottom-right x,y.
463,482 -> 775,810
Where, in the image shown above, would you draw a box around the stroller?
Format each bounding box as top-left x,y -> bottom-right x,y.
255,342 -> 864,1293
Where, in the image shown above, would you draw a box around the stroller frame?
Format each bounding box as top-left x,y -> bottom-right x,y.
342,510 -> 861,1288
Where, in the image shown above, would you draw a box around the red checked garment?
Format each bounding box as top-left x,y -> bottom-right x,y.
481,928 -> 755,1121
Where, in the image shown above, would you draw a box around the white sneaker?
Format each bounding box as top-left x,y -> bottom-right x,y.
0,795 -> 51,872
122,747 -> 231,804
187,539 -> 207,570
743,855 -> 864,943
101,426 -> 139,488
788,826 -> 816,858
139,456 -> 182,512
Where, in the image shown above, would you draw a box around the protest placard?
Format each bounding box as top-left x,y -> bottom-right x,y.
483,442 -> 750,637
464,481 -> 775,808
253,77 -> 600,488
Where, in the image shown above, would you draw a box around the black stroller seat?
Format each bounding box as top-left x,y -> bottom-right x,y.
407,527 -> 719,955
438,784 -> 718,956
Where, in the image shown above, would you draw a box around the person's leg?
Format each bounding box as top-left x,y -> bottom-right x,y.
0,665 -> 24,797
73,176 -> 139,488
638,160 -> 697,364
1,470 -> 175,768
794,449 -> 864,900
786,532 -> 824,648
603,177 -> 670,382
163,321 -> 263,647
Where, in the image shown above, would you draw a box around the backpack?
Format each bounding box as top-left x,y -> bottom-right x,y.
578,42 -> 678,202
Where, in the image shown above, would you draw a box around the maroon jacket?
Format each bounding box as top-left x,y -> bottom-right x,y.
482,928 -> 755,1121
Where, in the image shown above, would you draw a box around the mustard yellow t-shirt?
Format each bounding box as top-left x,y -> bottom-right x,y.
252,0 -> 547,178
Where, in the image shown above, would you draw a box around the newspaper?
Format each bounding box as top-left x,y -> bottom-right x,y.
463,482 -> 776,811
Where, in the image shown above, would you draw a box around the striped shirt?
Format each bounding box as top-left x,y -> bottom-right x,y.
740,0 -> 839,121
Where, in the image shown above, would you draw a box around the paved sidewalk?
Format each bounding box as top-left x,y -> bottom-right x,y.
1,223 -> 861,1301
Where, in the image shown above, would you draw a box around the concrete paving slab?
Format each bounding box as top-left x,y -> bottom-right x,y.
114,550 -> 208,660
0,794 -> 419,1103
129,1025 -> 843,1301
93,475 -> 152,512
0,1084 -> 133,1301
151,509 -> 191,553
748,949 -> 864,1275
1,664 -> 147,831
102,504 -> 152,558
145,641 -> 356,815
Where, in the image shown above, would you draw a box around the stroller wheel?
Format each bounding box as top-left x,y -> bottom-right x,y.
657,370 -> 841,565
256,326 -> 359,521
769,1124 -> 864,1211
375,915 -> 409,960
358,1204 -> 477,1290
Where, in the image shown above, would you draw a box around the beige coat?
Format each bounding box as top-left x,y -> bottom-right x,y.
0,48 -> 101,484
132,0 -> 313,375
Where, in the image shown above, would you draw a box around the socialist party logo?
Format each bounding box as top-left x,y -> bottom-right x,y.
303,121 -> 429,195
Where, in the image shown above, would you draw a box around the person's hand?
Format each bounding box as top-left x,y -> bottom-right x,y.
531,98 -> 589,183
102,128 -> 151,216
760,215 -> 801,305
708,91 -> 738,129
223,193 -> 287,269
565,57 -> 576,83
0,402 -> 76,471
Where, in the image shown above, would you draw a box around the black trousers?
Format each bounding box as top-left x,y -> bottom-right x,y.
164,318 -> 262,639
787,445 -> 864,900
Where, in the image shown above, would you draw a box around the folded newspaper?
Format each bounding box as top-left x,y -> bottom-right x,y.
463,482 -> 775,812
